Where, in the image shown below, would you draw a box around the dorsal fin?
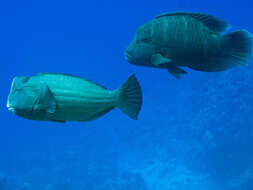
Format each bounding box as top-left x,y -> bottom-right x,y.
155,12 -> 231,34
36,72 -> 108,90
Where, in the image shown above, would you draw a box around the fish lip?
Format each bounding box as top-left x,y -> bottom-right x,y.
6,102 -> 11,109
7,102 -> 15,113
7,107 -> 15,113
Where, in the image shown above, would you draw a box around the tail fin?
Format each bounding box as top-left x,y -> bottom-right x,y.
116,74 -> 142,120
224,30 -> 253,66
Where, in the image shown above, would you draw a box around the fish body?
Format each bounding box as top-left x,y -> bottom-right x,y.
125,12 -> 253,78
7,73 -> 142,122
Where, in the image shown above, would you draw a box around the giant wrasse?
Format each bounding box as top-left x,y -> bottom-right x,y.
125,12 -> 253,78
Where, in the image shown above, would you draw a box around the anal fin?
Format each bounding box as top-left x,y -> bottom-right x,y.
50,119 -> 66,123
168,66 -> 188,79
79,107 -> 114,121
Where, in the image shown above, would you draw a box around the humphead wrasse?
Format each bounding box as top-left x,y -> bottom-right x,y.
7,73 -> 142,122
125,12 -> 253,78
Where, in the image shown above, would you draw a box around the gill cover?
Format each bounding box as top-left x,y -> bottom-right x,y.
7,76 -> 57,121
125,41 -> 155,65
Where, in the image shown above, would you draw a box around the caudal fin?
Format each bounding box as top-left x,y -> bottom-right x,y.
224,30 -> 253,66
116,74 -> 142,120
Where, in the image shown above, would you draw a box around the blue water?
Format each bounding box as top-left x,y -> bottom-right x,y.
1,0 -> 253,189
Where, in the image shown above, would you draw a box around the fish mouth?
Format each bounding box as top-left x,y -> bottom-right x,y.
7,102 -> 15,113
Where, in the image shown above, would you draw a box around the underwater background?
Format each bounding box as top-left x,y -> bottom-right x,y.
1,0 -> 253,189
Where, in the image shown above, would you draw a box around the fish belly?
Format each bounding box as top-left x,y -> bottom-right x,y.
51,90 -> 116,121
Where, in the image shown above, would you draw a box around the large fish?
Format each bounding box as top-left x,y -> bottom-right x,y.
125,12 -> 253,78
7,73 -> 142,122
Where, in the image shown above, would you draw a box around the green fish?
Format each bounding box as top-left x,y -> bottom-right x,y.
125,12 -> 253,78
7,73 -> 142,122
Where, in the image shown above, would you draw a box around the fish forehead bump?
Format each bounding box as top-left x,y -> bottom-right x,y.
11,76 -> 30,89
135,21 -> 154,42
8,76 -> 26,105
13,76 -> 29,83
8,76 -> 34,105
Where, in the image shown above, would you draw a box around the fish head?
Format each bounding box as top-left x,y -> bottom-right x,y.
7,76 -> 39,119
125,39 -> 155,66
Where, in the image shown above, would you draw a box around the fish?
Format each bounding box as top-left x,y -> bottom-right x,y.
6,73 -> 142,122
125,12 -> 253,78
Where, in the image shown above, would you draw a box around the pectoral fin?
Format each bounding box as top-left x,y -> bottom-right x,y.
168,66 -> 188,79
37,84 -> 57,115
151,54 -> 172,66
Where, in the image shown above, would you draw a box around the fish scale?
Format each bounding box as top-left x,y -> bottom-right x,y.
158,15 -> 220,61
